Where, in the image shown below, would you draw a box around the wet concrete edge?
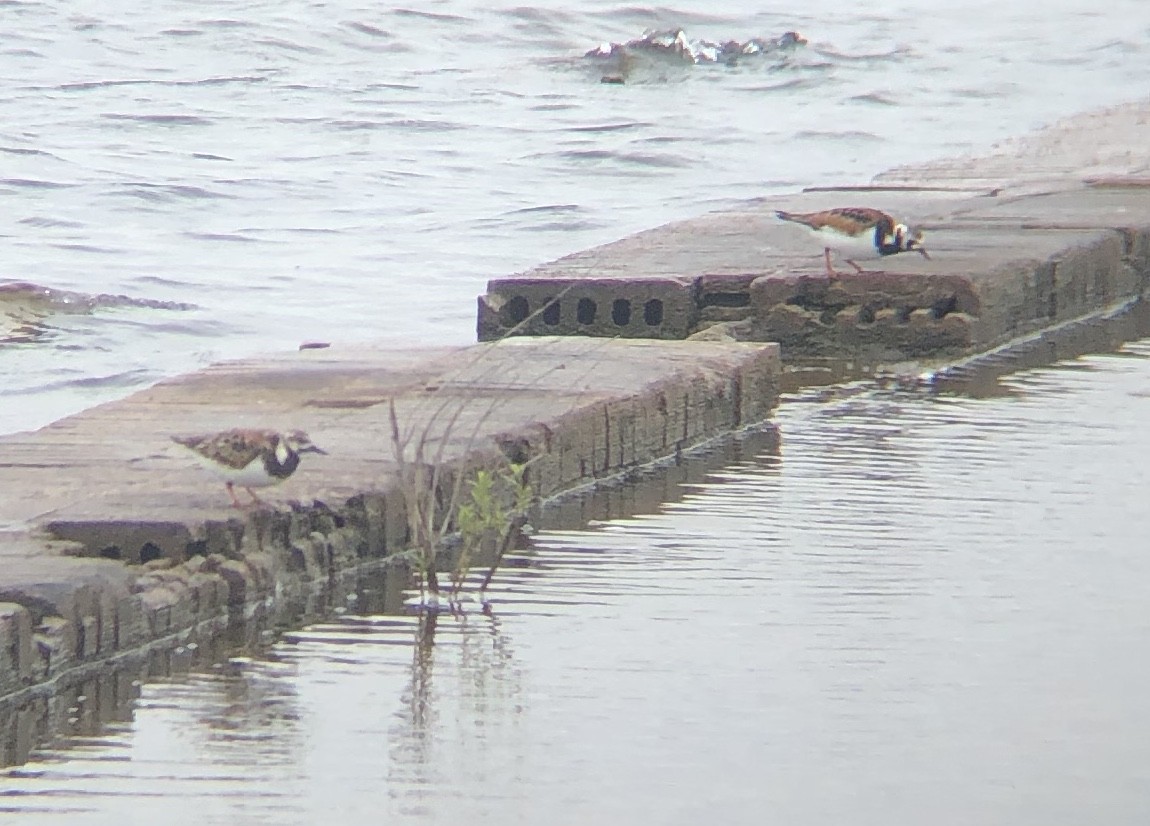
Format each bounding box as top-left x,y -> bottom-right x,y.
0,340 -> 782,714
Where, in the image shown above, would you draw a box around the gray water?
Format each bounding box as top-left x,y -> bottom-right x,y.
3,0 -> 1150,432
4,2 -> 1150,821
4,340 -> 1150,824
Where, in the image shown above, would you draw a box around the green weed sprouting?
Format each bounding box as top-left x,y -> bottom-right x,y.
385,285 -> 612,610
451,462 -> 533,604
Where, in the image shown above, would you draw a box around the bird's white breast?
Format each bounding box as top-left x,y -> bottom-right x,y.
191,453 -> 280,488
812,225 -> 880,259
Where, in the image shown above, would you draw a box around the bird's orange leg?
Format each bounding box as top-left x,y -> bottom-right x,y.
244,487 -> 266,506
845,259 -> 866,274
823,247 -> 841,277
226,482 -> 245,509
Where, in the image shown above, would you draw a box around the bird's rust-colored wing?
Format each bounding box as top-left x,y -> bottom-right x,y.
171,428 -> 276,470
776,207 -> 895,237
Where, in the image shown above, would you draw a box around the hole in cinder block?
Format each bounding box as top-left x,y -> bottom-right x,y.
931,294 -> 957,319
504,295 -> 529,326
99,545 -> 122,560
577,298 -> 597,324
644,299 -> 664,326
542,298 -> 560,326
612,299 -> 632,326
140,542 -> 163,564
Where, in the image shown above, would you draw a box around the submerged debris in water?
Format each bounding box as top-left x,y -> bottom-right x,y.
0,280 -> 198,346
585,28 -> 807,81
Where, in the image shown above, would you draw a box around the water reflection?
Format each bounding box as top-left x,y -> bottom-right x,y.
3,347 -> 1150,823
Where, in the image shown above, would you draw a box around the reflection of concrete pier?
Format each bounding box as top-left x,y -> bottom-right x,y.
2,100 -> 1150,749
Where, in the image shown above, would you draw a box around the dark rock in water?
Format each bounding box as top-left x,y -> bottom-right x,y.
600,74 -> 625,85
0,280 -> 197,346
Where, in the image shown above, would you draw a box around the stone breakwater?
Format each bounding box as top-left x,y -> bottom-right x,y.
0,338 -> 780,730
1,100 -> 1149,757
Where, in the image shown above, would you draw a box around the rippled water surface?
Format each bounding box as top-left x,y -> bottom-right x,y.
4,341 -> 1150,824
2,0 -> 1150,431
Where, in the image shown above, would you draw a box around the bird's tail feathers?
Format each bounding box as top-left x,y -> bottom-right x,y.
775,210 -> 813,227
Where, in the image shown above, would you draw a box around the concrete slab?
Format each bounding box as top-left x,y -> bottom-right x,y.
0,336 -> 781,706
876,102 -> 1150,191
2,338 -> 779,550
481,101 -> 1150,361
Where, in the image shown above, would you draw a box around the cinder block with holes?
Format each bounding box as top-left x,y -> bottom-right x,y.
479,186 -> 1150,363
477,277 -> 696,340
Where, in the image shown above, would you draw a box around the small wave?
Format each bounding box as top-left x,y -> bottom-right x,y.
0,146 -> 56,157
736,76 -> 826,94
564,121 -> 651,133
18,216 -> 84,229
520,220 -> 603,233
849,91 -> 899,106
198,19 -> 250,29
48,243 -> 123,254
793,129 -> 883,142
499,6 -> 576,25
505,204 -> 583,216
812,45 -> 912,63
392,8 -> 470,23
0,178 -> 74,190
102,113 -> 213,127
60,76 -> 263,91
369,82 -> 421,92
110,183 -> 232,202
345,21 -> 393,39
182,231 -> 263,243
251,37 -> 327,55
380,117 -> 467,131
951,86 -> 1008,100
2,368 -> 157,394
1087,38 -> 1142,54
555,148 -> 692,169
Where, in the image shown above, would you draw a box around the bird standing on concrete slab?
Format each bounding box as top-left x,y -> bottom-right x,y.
172,428 -> 326,508
775,207 -> 930,276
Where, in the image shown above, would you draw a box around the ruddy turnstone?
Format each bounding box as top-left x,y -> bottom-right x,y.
172,428 -> 326,508
775,207 -> 930,276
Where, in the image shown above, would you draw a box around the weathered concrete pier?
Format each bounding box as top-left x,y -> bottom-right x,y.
0,337 -> 779,755
480,103 -> 1150,369
1,100 -> 1149,760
